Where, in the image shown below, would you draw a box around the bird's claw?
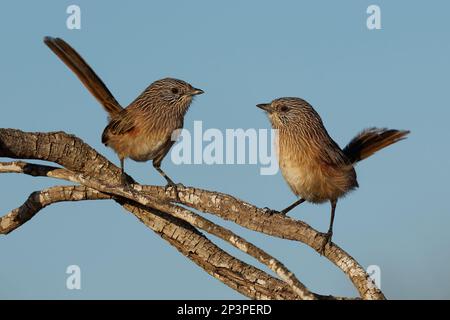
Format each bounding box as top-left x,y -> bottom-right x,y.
120,173 -> 134,191
164,182 -> 184,201
319,231 -> 333,256
164,182 -> 184,190
262,207 -> 281,215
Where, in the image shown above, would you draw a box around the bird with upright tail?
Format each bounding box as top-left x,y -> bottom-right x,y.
257,97 -> 409,254
44,36 -> 204,187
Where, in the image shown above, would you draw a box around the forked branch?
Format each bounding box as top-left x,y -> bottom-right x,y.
0,128 -> 384,300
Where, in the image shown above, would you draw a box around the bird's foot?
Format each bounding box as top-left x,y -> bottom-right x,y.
262,207 -> 282,215
164,181 -> 185,201
120,173 -> 134,192
319,231 -> 333,256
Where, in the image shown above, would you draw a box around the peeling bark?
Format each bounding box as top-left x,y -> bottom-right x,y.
0,129 -> 384,300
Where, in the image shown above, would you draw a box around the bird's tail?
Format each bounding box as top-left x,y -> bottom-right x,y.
44,36 -> 122,116
343,128 -> 410,164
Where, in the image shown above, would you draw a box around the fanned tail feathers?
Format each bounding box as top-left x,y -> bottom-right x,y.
343,128 -> 410,163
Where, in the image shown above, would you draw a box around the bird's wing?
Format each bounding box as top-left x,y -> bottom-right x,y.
315,133 -> 351,168
152,138 -> 176,167
101,109 -> 136,143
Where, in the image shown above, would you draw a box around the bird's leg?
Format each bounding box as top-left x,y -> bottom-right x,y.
264,198 -> 305,215
152,161 -> 183,200
120,157 -> 126,183
119,157 -> 133,190
280,198 -> 306,215
320,199 -> 337,255
153,163 -> 176,186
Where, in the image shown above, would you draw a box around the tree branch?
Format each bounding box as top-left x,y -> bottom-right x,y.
0,128 -> 384,300
1,184 -> 321,299
0,185 -> 110,234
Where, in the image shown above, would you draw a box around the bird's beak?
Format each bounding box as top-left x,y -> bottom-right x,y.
256,103 -> 273,113
191,88 -> 204,96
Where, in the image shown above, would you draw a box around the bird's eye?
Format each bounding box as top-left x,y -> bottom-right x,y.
280,106 -> 289,112
171,88 -> 179,94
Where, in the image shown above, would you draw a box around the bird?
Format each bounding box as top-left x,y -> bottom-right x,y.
257,97 -> 409,253
44,36 -> 204,186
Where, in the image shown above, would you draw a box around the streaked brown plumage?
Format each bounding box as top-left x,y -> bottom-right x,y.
44,37 -> 204,185
257,97 -> 409,253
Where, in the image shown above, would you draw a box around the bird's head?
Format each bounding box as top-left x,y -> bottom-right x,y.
257,97 -> 318,129
143,78 -> 204,114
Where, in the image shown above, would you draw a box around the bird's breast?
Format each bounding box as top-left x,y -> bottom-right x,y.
279,155 -> 327,203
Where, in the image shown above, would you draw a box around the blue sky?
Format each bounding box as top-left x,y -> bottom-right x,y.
1,0 -> 449,299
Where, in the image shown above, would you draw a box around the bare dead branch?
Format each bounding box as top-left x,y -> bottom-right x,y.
0,184 -> 324,299
0,167 -> 316,299
0,129 -> 384,300
139,185 -> 383,300
0,185 -> 110,234
147,201 -> 316,300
